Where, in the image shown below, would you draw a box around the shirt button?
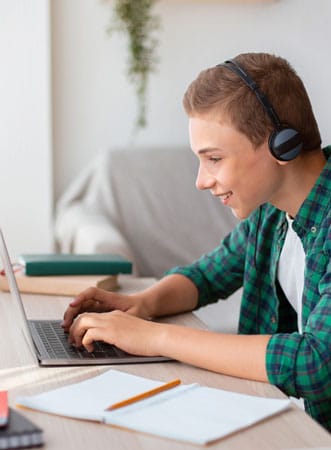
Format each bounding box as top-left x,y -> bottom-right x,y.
271,316 -> 276,324
311,226 -> 317,233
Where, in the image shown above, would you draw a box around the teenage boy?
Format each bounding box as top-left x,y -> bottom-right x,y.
62,53 -> 331,431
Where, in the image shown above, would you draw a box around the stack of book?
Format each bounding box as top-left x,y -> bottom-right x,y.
0,253 -> 132,297
0,391 -> 43,449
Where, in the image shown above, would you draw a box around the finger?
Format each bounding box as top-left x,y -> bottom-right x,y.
78,311 -> 124,351
68,313 -> 98,347
62,304 -> 85,330
62,302 -> 95,330
62,289 -> 109,330
82,327 -> 109,353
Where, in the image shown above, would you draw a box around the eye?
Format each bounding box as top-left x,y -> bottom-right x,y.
209,157 -> 222,164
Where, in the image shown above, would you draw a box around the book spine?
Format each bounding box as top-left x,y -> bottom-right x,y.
0,275 -> 118,296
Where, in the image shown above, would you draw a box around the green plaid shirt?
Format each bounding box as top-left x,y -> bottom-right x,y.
167,146 -> 331,431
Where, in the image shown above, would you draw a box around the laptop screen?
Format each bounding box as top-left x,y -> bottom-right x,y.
0,229 -> 37,362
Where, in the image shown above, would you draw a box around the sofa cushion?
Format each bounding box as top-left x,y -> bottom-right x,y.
55,147 -> 238,277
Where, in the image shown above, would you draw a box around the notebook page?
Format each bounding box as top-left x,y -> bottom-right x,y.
106,385 -> 291,445
16,370 -> 163,422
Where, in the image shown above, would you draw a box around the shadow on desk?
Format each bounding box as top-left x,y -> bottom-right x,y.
0,364 -> 106,394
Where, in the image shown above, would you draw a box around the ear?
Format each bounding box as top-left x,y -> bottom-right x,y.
275,159 -> 291,166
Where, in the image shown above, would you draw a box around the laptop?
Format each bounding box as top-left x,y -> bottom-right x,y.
0,229 -> 171,366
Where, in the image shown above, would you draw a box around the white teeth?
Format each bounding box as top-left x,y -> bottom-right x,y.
221,192 -> 232,200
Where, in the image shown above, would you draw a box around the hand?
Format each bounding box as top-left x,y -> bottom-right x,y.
68,310 -> 164,355
61,287 -> 150,332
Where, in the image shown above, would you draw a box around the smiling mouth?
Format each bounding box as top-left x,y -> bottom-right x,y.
212,191 -> 233,206
220,191 -> 233,201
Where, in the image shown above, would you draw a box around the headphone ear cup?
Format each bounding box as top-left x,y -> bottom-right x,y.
269,127 -> 303,161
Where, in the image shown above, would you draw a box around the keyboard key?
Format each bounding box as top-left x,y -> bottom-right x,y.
29,320 -> 130,360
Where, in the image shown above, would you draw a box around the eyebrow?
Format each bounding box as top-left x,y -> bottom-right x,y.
198,147 -> 223,155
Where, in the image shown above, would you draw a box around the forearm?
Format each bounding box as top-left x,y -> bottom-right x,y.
157,324 -> 270,382
136,274 -> 199,318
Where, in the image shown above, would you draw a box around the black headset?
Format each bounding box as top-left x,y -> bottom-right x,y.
221,59 -> 303,161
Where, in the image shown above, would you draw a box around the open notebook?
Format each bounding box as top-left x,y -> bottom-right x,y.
16,369 -> 291,445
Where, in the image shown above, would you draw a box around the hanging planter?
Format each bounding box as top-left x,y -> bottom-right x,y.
108,0 -> 160,129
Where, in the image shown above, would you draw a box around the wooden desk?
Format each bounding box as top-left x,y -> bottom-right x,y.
0,276 -> 330,449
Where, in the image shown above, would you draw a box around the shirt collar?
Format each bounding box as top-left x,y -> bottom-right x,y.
292,146 -> 331,235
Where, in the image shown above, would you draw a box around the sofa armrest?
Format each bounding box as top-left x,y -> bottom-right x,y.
73,222 -> 139,275
55,200 -> 139,274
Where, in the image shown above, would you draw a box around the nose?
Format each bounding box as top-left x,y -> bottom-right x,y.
195,164 -> 215,191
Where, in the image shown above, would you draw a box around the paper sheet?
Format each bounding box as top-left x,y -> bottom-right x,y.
17,369 -> 291,445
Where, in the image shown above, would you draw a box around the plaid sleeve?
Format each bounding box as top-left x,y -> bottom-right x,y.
266,256 -> 331,401
165,220 -> 248,307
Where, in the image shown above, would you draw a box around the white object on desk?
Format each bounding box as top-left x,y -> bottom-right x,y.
17,369 -> 291,445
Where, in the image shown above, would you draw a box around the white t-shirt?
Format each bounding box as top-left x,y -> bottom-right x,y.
277,215 -> 305,333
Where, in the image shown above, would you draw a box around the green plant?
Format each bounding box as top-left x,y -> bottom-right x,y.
108,0 -> 160,129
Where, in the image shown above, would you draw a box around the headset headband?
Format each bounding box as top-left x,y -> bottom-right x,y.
219,59 -> 303,161
222,60 -> 282,129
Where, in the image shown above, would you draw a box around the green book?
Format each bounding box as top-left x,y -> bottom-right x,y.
18,253 -> 132,276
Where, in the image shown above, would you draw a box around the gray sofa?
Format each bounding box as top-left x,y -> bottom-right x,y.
55,147 -> 241,331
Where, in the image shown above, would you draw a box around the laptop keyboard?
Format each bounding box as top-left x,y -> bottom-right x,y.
29,320 -> 129,360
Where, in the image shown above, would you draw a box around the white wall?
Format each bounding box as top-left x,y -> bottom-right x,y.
0,1 -> 329,255
52,0 -> 331,201
0,1 -> 53,257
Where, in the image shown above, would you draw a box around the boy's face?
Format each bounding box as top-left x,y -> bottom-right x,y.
189,114 -> 284,219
